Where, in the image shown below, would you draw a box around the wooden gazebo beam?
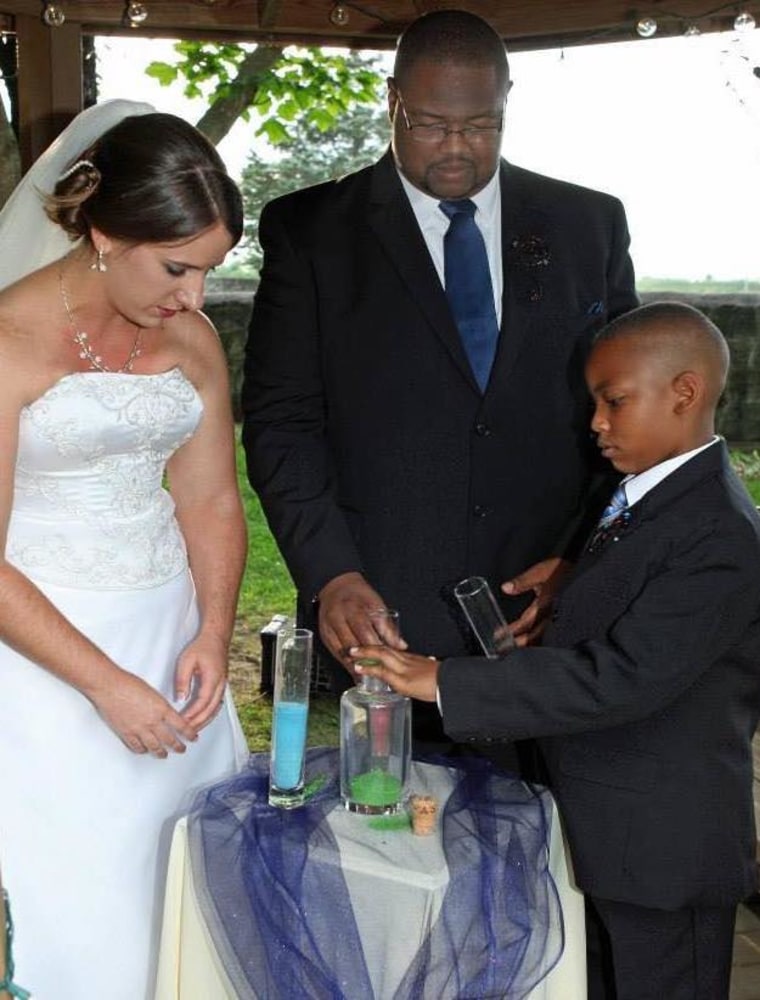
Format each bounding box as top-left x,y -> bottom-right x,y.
2,0 -> 755,49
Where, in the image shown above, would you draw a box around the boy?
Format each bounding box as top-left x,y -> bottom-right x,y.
351,302 -> 760,999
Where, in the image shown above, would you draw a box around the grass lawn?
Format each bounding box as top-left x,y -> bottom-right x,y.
232,433 -> 340,751
233,439 -> 760,752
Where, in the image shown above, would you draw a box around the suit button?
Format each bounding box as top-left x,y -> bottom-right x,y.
473,504 -> 490,518
474,422 -> 491,437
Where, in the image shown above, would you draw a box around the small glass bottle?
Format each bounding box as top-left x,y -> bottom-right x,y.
340,672 -> 411,814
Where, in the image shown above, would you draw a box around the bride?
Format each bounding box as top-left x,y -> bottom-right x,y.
0,100 -> 248,998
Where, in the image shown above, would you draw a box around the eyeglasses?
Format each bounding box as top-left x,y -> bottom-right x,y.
393,91 -> 503,144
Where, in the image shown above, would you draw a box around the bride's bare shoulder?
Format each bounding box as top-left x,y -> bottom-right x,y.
0,263 -> 61,333
0,266 -> 68,403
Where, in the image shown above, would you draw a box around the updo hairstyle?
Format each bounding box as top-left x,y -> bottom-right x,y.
44,112 -> 243,248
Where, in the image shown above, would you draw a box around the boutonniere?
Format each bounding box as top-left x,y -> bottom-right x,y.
510,235 -> 551,269
508,235 -> 551,303
586,509 -> 634,554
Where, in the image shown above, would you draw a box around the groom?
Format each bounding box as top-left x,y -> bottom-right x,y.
242,8 -> 638,746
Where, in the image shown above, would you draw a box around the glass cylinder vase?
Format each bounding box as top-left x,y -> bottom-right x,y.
269,626 -> 313,809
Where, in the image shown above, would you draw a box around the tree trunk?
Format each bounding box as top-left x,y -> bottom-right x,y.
194,45 -> 283,144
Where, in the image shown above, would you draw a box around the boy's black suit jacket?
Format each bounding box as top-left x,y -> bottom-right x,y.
243,153 -> 637,657
440,440 -> 760,908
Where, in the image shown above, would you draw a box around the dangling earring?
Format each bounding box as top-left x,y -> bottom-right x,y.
90,247 -> 108,273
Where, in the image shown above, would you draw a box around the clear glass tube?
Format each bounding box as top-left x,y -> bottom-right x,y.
454,575 -> 514,658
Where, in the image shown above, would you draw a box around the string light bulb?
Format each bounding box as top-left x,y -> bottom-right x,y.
330,4 -> 349,27
733,10 -> 756,31
41,1 -> 65,26
124,1 -> 148,26
635,16 -> 658,38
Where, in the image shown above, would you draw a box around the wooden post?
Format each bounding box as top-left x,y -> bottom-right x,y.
15,12 -> 83,171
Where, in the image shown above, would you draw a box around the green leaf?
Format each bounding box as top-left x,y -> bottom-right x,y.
258,118 -> 290,145
277,99 -> 300,122
145,61 -> 178,86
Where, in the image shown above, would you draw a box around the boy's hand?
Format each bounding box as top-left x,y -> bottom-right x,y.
349,646 -> 440,702
502,556 -> 570,646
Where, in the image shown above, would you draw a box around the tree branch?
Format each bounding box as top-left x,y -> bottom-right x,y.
194,45 -> 284,145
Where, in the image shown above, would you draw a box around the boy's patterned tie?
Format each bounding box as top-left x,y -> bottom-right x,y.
598,482 -> 628,527
587,482 -> 630,552
439,199 -> 499,392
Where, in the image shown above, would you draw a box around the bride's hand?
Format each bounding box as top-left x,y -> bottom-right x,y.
90,668 -> 199,757
174,632 -> 228,731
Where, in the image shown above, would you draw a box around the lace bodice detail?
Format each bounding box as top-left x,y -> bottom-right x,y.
7,367 -> 203,589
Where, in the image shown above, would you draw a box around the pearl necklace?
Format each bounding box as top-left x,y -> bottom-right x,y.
59,269 -> 143,374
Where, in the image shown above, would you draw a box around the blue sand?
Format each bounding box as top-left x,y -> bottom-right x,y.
272,701 -> 308,790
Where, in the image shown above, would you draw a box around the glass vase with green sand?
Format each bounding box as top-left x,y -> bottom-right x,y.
340,610 -> 411,814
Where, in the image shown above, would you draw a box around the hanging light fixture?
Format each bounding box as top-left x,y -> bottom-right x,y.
635,16 -> 658,38
124,1 -> 149,28
330,4 -> 350,27
733,10 -> 757,31
41,0 -> 65,27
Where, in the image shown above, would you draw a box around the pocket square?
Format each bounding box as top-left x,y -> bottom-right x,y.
587,300 -> 604,316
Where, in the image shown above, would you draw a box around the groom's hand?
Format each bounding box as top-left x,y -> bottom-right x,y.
318,572 -> 407,672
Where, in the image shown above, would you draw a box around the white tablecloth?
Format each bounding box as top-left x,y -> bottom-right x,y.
154,761 -> 586,999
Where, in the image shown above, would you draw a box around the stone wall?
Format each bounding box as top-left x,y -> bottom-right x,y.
639,293 -> 760,447
205,292 -> 253,421
205,289 -> 760,444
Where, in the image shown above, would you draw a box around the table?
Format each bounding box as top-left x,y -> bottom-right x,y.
154,754 -> 586,999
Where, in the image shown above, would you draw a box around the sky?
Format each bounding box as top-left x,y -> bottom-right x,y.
89,28 -> 760,282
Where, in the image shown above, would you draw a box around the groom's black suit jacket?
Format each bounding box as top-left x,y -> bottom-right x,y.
441,441 -> 760,908
242,153 -> 637,657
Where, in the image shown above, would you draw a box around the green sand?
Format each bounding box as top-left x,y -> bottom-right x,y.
349,768 -> 403,806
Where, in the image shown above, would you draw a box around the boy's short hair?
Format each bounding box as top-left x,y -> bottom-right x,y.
594,301 -> 729,399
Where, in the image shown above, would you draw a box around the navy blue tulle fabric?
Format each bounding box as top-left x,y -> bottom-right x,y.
187,748 -> 563,999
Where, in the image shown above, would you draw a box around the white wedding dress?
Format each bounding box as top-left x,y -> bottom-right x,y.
0,367 -> 248,999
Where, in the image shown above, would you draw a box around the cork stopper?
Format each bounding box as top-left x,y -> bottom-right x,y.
409,793 -> 438,836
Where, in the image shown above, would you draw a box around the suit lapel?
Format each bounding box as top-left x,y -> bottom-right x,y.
486,161 -> 552,395
366,153 -> 481,392
574,440 -> 729,574
623,440 -> 729,528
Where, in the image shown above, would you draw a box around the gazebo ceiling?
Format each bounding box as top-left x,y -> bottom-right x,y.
1,0 -> 758,51
1,0 -> 757,169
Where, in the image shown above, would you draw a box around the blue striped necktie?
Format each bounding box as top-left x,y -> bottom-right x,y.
598,483 -> 628,527
439,199 -> 499,392
587,482 -> 630,552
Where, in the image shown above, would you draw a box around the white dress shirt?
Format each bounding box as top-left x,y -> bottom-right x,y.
397,168 -> 503,325
621,436 -> 720,507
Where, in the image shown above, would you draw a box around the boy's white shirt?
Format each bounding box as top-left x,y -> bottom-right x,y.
621,435 -> 719,506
